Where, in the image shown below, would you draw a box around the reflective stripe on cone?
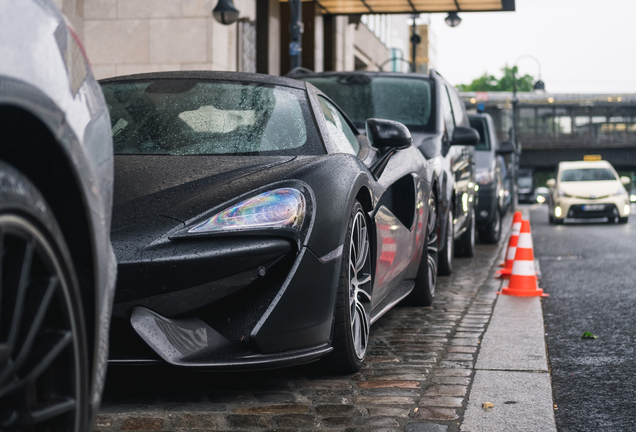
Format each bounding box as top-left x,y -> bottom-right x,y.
498,211 -> 523,267
498,219 -> 548,297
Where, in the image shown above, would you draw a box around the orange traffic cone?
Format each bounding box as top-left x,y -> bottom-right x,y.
498,220 -> 548,297
498,211 -> 523,267
495,212 -> 523,278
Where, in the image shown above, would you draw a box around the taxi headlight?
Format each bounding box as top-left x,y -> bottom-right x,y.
555,206 -> 562,217
630,194 -> 636,202
625,205 -> 631,215
557,189 -> 571,198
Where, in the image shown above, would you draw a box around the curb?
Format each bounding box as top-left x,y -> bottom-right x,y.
460,209 -> 556,432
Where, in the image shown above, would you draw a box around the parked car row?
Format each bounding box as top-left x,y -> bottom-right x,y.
1,1 -> 486,429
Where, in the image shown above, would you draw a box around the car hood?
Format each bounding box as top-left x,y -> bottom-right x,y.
559,180 -> 624,198
474,151 -> 494,170
112,155 -> 295,231
411,132 -> 440,160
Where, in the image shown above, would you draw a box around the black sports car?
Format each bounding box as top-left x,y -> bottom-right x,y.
101,71 -> 436,373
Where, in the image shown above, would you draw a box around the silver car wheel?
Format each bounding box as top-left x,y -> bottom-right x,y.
348,211 -> 371,361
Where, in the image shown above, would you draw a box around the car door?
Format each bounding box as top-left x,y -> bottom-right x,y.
316,96 -> 422,308
446,84 -> 474,230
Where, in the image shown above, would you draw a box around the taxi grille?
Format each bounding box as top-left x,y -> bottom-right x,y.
567,204 -> 618,219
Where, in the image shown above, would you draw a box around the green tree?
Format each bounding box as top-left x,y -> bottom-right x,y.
456,65 -> 535,92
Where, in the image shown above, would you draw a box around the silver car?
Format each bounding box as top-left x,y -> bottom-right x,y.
0,1 -> 116,430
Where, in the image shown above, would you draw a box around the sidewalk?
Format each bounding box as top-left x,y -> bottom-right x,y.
461,209 -> 556,432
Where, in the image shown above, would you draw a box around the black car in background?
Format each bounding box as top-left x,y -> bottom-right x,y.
101,71 -> 437,374
0,1 -> 117,430
290,70 -> 479,275
517,168 -> 535,203
469,113 -> 513,243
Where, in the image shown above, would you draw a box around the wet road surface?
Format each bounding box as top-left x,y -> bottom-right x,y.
530,204 -> 636,431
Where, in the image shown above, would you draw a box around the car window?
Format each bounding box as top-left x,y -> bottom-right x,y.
447,85 -> 466,127
318,96 -> 360,155
560,168 -> 617,182
304,76 -> 434,132
469,117 -> 490,151
440,85 -> 455,139
102,80 -> 324,156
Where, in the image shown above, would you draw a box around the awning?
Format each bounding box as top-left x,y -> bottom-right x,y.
280,0 -> 515,14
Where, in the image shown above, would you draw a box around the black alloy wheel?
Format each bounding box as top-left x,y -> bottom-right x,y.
437,207 -> 454,276
324,201 -> 372,374
456,207 -> 476,257
479,207 -> 502,244
405,192 -> 438,306
0,162 -> 88,432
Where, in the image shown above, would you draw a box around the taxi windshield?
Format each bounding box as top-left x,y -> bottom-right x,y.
560,168 -> 617,182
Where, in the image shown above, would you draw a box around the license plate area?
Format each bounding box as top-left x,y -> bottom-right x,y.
582,204 -> 605,211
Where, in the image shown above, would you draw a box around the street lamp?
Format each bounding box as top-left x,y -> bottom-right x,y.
510,55 -> 545,209
212,0 -> 239,25
444,12 -> 462,27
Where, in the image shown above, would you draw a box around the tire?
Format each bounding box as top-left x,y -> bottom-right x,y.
479,207 -> 502,244
0,161 -> 89,432
619,217 -> 629,224
549,214 -> 555,224
437,207 -> 454,276
456,207 -> 476,257
404,192 -> 438,306
555,218 -> 564,225
324,201 -> 372,374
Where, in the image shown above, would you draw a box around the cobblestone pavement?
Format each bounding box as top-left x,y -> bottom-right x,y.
95,218 -> 510,432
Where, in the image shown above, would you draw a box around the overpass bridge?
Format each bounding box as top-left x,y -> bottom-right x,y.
460,92 -> 636,172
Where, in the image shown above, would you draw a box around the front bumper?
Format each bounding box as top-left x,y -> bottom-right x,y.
109,237 -> 341,369
552,196 -> 630,220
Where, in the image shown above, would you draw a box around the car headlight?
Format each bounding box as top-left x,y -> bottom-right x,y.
557,189 -> 571,198
188,188 -> 306,234
476,170 -> 494,185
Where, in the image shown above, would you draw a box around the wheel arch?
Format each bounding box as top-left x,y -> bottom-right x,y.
0,104 -> 97,365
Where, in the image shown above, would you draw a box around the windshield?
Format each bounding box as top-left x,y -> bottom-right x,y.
101,80 -> 323,156
560,168 -> 617,182
469,117 -> 490,151
303,75 -> 435,132
518,177 -> 533,188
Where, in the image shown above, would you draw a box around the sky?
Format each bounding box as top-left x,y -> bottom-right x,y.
427,0 -> 636,94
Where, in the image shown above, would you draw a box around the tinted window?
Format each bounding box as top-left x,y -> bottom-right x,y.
304,75 -> 434,132
447,85 -> 466,127
440,85 -> 455,139
560,168 -> 617,182
102,80 -> 324,155
469,117 -> 490,151
318,96 -> 359,155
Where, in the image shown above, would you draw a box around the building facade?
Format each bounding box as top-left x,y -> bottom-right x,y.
56,0 -> 413,79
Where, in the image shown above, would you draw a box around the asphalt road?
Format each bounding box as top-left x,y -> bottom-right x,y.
529,203 -> 636,431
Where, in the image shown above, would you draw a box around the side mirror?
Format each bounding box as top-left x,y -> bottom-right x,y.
497,141 -> 515,155
366,118 -> 412,150
451,126 -> 479,146
621,176 -> 630,185
366,118 -> 411,180
546,179 -> 556,188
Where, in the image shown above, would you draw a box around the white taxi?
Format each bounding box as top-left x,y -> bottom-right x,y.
546,160 -> 630,224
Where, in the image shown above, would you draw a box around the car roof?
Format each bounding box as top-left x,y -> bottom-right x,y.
99,71 -> 307,90
558,160 -> 614,170
290,70 -> 433,81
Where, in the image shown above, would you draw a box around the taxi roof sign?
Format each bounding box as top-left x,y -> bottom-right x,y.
583,155 -> 602,161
